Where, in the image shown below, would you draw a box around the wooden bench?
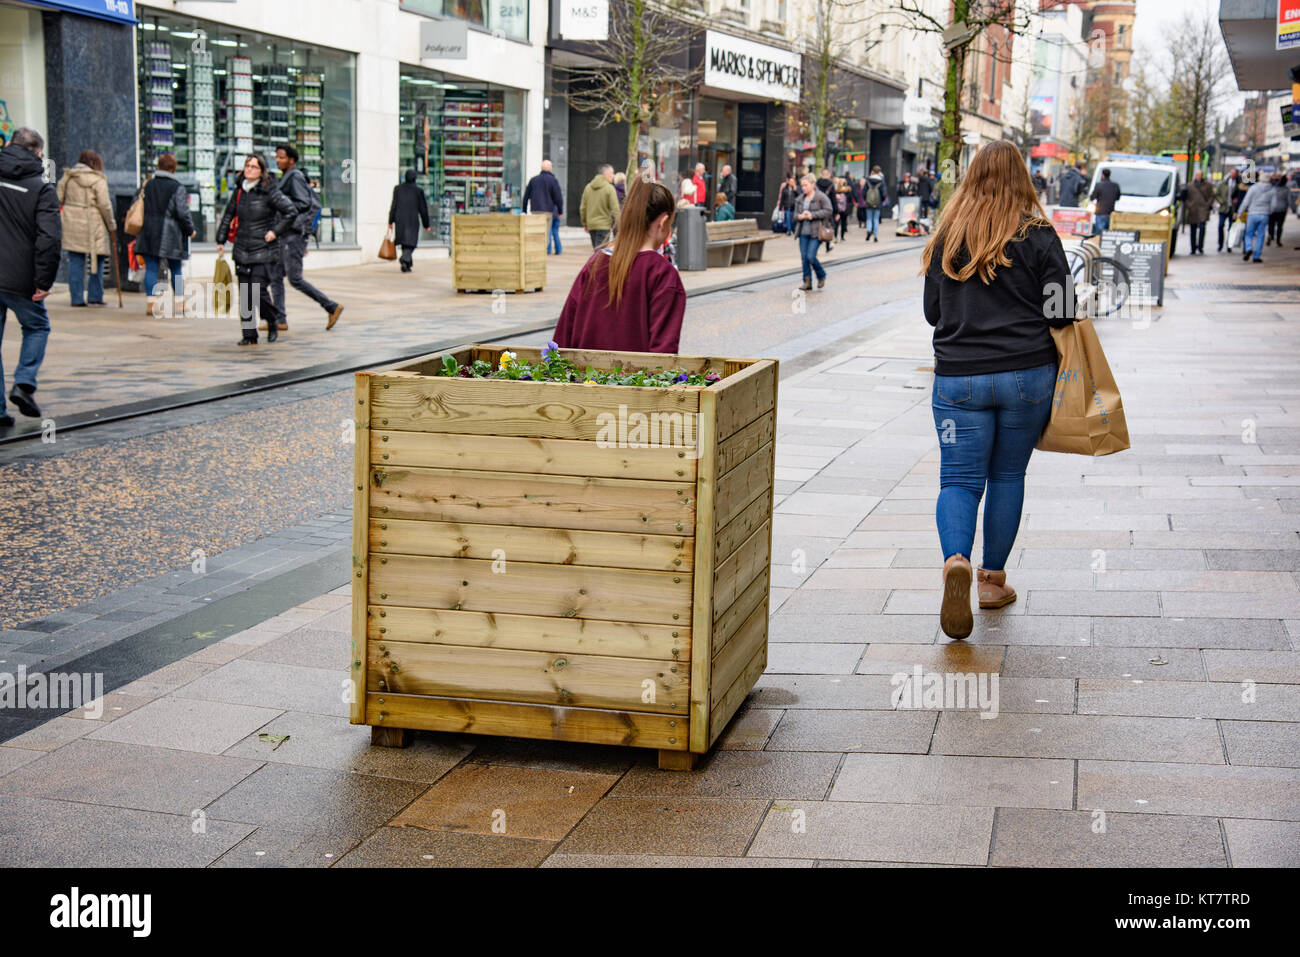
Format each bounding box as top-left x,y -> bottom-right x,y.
705,219 -> 771,268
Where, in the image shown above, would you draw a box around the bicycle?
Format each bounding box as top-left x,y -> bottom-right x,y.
1063,239 -> 1131,318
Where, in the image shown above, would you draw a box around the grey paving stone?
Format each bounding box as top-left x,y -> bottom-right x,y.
1160,591 -> 1300,619
751,674 -> 905,710
0,794 -> 254,867
1078,678 -> 1300,721
960,615 -> 1092,646
1003,646 -> 1204,680
88,696 -> 281,755
766,642 -> 865,674
714,705 -> 783,750
856,643 -> 1006,676
1202,649 -> 1300,683
241,627 -> 349,672
1206,549 -> 1300,571
766,709 -> 936,753
830,754 -> 1073,809
990,808 -> 1226,867
748,801 -> 994,865
775,588 -> 891,616
1092,617 -> 1288,650
1025,590 -> 1161,617
541,853 -> 814,867
1221,720 -> 1300,768
821,548 -> 900,568
556,796 -> 769,857
114,659 -> 216,699
1077,760 -> 1300,821
4,716 -> 98,752
335,826 -> 554,867
770,614 -> 934,644
612,750 -> 839,800
933,712 -> 1225,763
896,676 -> 1075,715
203,763 -> 427,838
175,658 -> 347,717
0,746 -> 44,776
1222,819 -> 1300,867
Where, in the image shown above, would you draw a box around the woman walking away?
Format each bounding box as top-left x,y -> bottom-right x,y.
56,150 -> 117,308
389,170 -> 430,272
794,174 -> 832,291
922,139 -> 1076,640
835,181 -> 852,240
553,176 -> 684,354
1266,174 -> 1288,247
134,153 -> 195,315
216,153 -> 297,345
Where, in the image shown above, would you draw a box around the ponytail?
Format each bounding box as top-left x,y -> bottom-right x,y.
597,175 -> 675,308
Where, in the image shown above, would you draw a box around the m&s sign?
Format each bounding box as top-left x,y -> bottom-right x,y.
1279,0 -> 1300,51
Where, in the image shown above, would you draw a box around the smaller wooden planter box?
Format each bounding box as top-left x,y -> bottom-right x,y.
451,213 -> 548,293
351,345 -> 778,769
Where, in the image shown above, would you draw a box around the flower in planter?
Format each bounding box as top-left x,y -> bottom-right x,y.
499,351 -> 517,370
582,379 -> 597,386
674,372 -> 689,383
541,340 -> 560,361
704,372 -> 722,384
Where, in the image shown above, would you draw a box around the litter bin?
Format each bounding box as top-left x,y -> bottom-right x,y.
674,206 -> 707,271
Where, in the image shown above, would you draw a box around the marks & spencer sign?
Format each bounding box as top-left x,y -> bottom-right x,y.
704,30 -> 800,103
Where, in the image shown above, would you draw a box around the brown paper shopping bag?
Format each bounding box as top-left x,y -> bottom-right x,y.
378,227 -> 397,261
1036,317 -> 1131,456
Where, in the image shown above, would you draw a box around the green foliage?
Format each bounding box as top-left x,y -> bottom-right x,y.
434,347 -> 723,388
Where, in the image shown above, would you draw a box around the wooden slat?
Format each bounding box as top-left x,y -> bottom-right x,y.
371,430 -> 696,482
368,641 -> 688,714
712,564 -> 769,655
712,520 -> 771,620
369,465 -> 695,536
366,692 -> 688,750
715,442 -> 773,530
350,373 -> 372,724
713,359 -> 776,441
710,600 -> 767,709
368,374 -> 699,440
715,486 -> 772,567
368,606 -> 688,660
369,518 -> 693,572
717,411 -> 774,476
688,387 -> 719,753
708,640 -> 767,747
369,553 -> 691,625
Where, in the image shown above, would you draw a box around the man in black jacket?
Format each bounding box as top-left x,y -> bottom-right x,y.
273,145 -> 343,331
522,159 -> 564,255
1089,167 -> 1121,233
1057,163 -> 1087,207
0,128 -> 60,426
718,164 -> 737,206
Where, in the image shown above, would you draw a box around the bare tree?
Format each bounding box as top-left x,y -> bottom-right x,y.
1162,10 -> 1233,181
797,0 -> 874,172
564,0 -> 702,177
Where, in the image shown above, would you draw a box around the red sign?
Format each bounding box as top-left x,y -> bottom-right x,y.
1031,142 -> 1069,159
1051,207 -> 1092,237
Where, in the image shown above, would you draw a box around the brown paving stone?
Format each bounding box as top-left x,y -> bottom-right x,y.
990,807 -> 1226,867
856,643 -> 1006,675
334,826 -> 554,867
1092,617 -> 1288,650
1004,646 -> 1204,680
88,696 -> 281,755
932,712 -> 1225,763
222,711 -> 473,782
391,763 -> 617,841
209,827 -> 361,867
830,754 -> 1073,809
714,705 -> 783,750
556,796 -> 768,857
463,737 -> 637,775
1222,819 -> 1300,867
751,674 -> 903,710
0,738 -> 261,815
1202,649 -> 1300,683
1078,678 -> 1300,721
748,800 -> 993,865
203,762 -> 427,838
612,750 -> 839,800
766,709 -> 936,753
1077,760 -> 1300,821
1221,720 -> 1300,768
541,853 -> 814,867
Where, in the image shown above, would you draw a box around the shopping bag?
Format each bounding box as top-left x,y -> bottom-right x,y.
378,227 -> 397,261
1036,317 -> 1131,456
126,240 -> 144,283
1226,219 -> 1244,250
210,252 -> 234,317
124,187 -> 145,236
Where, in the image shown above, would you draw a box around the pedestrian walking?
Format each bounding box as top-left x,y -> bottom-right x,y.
815,167 -> 834,199
917,169 -> 934,215
1214,169 -> 1238,252
778,175 -> 799,235
921,140 -> 1075,639
863,166 -> 888,242
134,152 -> 195,316
718,164 -> 737,206
1238,176 -> 1274,263
613,171 -> 627,208
692,163 -> 708,209
1089,167 -> 1121,234
0,128 -> 60,426
216,153 -> 297,345
273,144 -> 343,331
579,164 -> 619,249
1182,169 -> 1214,254
794,173 -> 832,291
852,177 -> 867,229
552,176 -> 684,354
712,191 -> 734,222
1266,174 -> 1288,247
834,180 -> 852,241
387,170 -> 430,272
1057,162 -> 1087,208
1032,169 -> 1048,207
56,149 -> 116,308
522,159 -> 565,255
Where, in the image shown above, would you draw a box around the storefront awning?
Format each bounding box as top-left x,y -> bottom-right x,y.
23,0 -> 137,25
1219,0 -> 1300,91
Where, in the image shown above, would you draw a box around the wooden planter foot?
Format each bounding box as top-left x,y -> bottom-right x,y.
371,726 -> 412,748
657,749 -> 698,771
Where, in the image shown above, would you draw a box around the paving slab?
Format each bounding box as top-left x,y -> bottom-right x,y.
1221,819 -> 1300,867
611,750 -> 840,800
1077,760 -> 1300,821
1201,649 -> 1300,684
750,674 -> 904,711
989,807 -> 1227,867
766,709 -> 936,753
174,658 -> 347,717
209,827 -> 361,867
556,796 -> 769,857
1091,617 -> 1289,650
1077,678 -> 1300,721
1003,646 -> 1204,680
1220,720 -> 1300,768
830,754 -> 1073,809
88,696 -> 281,755
540,853 -> 815,867
932,712 -> 1225,764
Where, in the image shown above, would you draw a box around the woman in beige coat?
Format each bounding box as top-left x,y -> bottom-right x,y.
57,150 -> 116,307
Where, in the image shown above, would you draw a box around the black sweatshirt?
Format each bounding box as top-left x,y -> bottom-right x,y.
923,222 -> 1075,376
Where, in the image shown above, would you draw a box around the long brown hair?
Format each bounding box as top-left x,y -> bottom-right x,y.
597,174 -> 675,308
921,140 -> 1050,284
77,150 -> 103,171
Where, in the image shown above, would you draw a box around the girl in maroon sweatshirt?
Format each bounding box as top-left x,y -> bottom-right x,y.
553,176 -> 685,354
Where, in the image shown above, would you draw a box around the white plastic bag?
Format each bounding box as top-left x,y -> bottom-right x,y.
1227,219 -> 1244,250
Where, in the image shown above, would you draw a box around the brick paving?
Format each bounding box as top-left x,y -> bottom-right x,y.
0,231 -> 1297,867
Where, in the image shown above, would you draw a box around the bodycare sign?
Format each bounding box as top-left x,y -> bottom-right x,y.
704,30 -> 801,103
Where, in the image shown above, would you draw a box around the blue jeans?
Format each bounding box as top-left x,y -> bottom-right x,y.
547,214 -> 562,255
0,289 -> 51,417
864,207 -> 881,236
1093,213 -> 1110,234
798,234 -> 825,281
1244,213 -> 1268,260
783,208 -> 793,234
67,252 -> 105,305
144,255 -> 184,298
932,363 -> 1056,571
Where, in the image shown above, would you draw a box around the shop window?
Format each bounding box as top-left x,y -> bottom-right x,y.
401,0 -> 529,43
0,6 -> 46,148
135,12 -> 356,246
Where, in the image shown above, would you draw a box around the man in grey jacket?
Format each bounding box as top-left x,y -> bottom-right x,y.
1238,177 -> 1275,262
273,144 -> 343,331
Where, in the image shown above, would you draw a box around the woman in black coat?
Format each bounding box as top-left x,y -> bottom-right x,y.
388,170 -> 430,272
134,152 -> 195,315
217,154 -> 297,345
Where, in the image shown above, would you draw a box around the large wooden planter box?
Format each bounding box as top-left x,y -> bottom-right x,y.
350,345 -> 778,769
451,213 -> 548,293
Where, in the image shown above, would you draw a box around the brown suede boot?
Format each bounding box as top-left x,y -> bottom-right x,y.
940,554 -> 973,639
977,568 -> 1017,609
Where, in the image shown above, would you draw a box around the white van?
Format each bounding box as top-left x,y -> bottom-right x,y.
1088,160 -> 1183,249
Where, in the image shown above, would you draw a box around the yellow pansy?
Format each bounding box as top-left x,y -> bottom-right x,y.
499,351 -> 517,369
